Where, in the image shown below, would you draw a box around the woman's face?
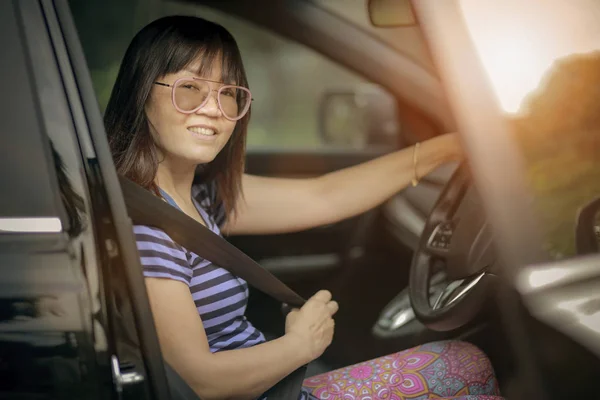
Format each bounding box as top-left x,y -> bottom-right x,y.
145,58 -> 238,168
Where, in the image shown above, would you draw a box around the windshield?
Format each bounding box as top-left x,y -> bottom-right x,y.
460,0 -> 600,259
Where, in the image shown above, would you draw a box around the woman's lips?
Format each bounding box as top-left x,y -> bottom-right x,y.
188,126 -> 216,136
187,125 -> 218,141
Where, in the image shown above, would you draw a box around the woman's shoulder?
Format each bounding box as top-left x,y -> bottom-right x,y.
133,225 -> 183,249
133,225 -> 193,285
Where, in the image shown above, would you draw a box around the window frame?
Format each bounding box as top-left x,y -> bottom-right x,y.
49,0 -> 173,398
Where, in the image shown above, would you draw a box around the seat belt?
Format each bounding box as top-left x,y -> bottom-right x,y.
118,176 -> 306,308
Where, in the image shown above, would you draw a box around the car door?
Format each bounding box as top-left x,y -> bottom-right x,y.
0,3 -> 102,397
0,0 -> 173,398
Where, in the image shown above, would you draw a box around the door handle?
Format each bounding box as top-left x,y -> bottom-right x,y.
111,355 -> 145,398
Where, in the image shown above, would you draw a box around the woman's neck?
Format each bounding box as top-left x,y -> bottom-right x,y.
154,158 -> 198,207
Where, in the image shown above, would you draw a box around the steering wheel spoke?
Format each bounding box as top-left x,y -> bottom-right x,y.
431,272 -> 487,310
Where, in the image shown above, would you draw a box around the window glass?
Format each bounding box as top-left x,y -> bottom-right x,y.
0,3 -> 58,221
1,0 -> 95,237
70,0 -> 396,150
460,0 -> 600,258
167,4 -> 371,149
68,0 -> 157,111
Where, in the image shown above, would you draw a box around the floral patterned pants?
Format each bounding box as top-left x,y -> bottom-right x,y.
299,341 -> 502,400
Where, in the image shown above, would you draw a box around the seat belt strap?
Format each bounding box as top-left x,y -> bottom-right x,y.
119,176 -> 306,308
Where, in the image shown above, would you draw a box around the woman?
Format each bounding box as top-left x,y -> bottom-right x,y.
105,15 -> 502,400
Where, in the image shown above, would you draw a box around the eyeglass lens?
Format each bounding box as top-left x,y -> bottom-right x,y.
174,79 -> 250,119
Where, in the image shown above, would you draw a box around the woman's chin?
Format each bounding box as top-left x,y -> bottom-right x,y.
163,141 -> 224,168
186,150 -> 218,166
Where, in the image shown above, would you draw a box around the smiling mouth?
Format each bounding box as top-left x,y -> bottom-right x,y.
188,126 -> 216,137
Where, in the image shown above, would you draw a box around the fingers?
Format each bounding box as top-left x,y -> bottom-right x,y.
327,318 -> 335,330
311,290 -> 332,303
326,300 -> 339,316
308,290 -> 339,317
325,319 -> 335,345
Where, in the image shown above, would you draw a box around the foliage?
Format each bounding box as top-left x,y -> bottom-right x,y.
511,52 -> 600,257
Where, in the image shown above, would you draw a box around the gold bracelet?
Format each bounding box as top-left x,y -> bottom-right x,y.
411,142 -> 420,187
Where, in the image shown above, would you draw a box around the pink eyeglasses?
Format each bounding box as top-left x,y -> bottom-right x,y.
154,77 -> 252,121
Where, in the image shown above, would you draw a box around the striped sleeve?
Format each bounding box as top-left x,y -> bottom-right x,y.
133,225 -> 192,285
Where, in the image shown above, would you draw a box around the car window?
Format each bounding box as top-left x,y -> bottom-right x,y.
1,3 -> 65,229
170,3 -> 378,150
70,0 -> 399,151
460,0 -> 600,259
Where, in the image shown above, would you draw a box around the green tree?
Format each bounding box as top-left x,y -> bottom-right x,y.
511,52 -> 600,257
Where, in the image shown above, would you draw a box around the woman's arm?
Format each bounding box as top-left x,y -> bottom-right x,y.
224,132 -> 461,235
146,278 -> 336,400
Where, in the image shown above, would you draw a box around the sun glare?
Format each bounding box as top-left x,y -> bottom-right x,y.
459,0 -> 600,114
474,31 -> 550,114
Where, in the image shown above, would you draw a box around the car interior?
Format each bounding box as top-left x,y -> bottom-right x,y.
2,0 -> 600,399
70,0 -> 472,372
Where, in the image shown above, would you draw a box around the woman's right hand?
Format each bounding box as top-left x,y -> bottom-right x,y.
284,290 -> 339,362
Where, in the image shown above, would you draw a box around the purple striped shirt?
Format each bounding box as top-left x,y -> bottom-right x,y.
134,182 -> 265,352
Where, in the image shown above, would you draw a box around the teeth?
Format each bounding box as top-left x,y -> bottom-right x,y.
188,127 -> 215,136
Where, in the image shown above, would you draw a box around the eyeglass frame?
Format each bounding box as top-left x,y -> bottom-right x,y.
153,77 -> 253,121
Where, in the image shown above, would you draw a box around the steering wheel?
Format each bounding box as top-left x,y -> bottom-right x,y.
409,163 -> 498,331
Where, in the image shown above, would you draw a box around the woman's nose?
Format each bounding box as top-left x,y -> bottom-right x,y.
196,90 -> 221,117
